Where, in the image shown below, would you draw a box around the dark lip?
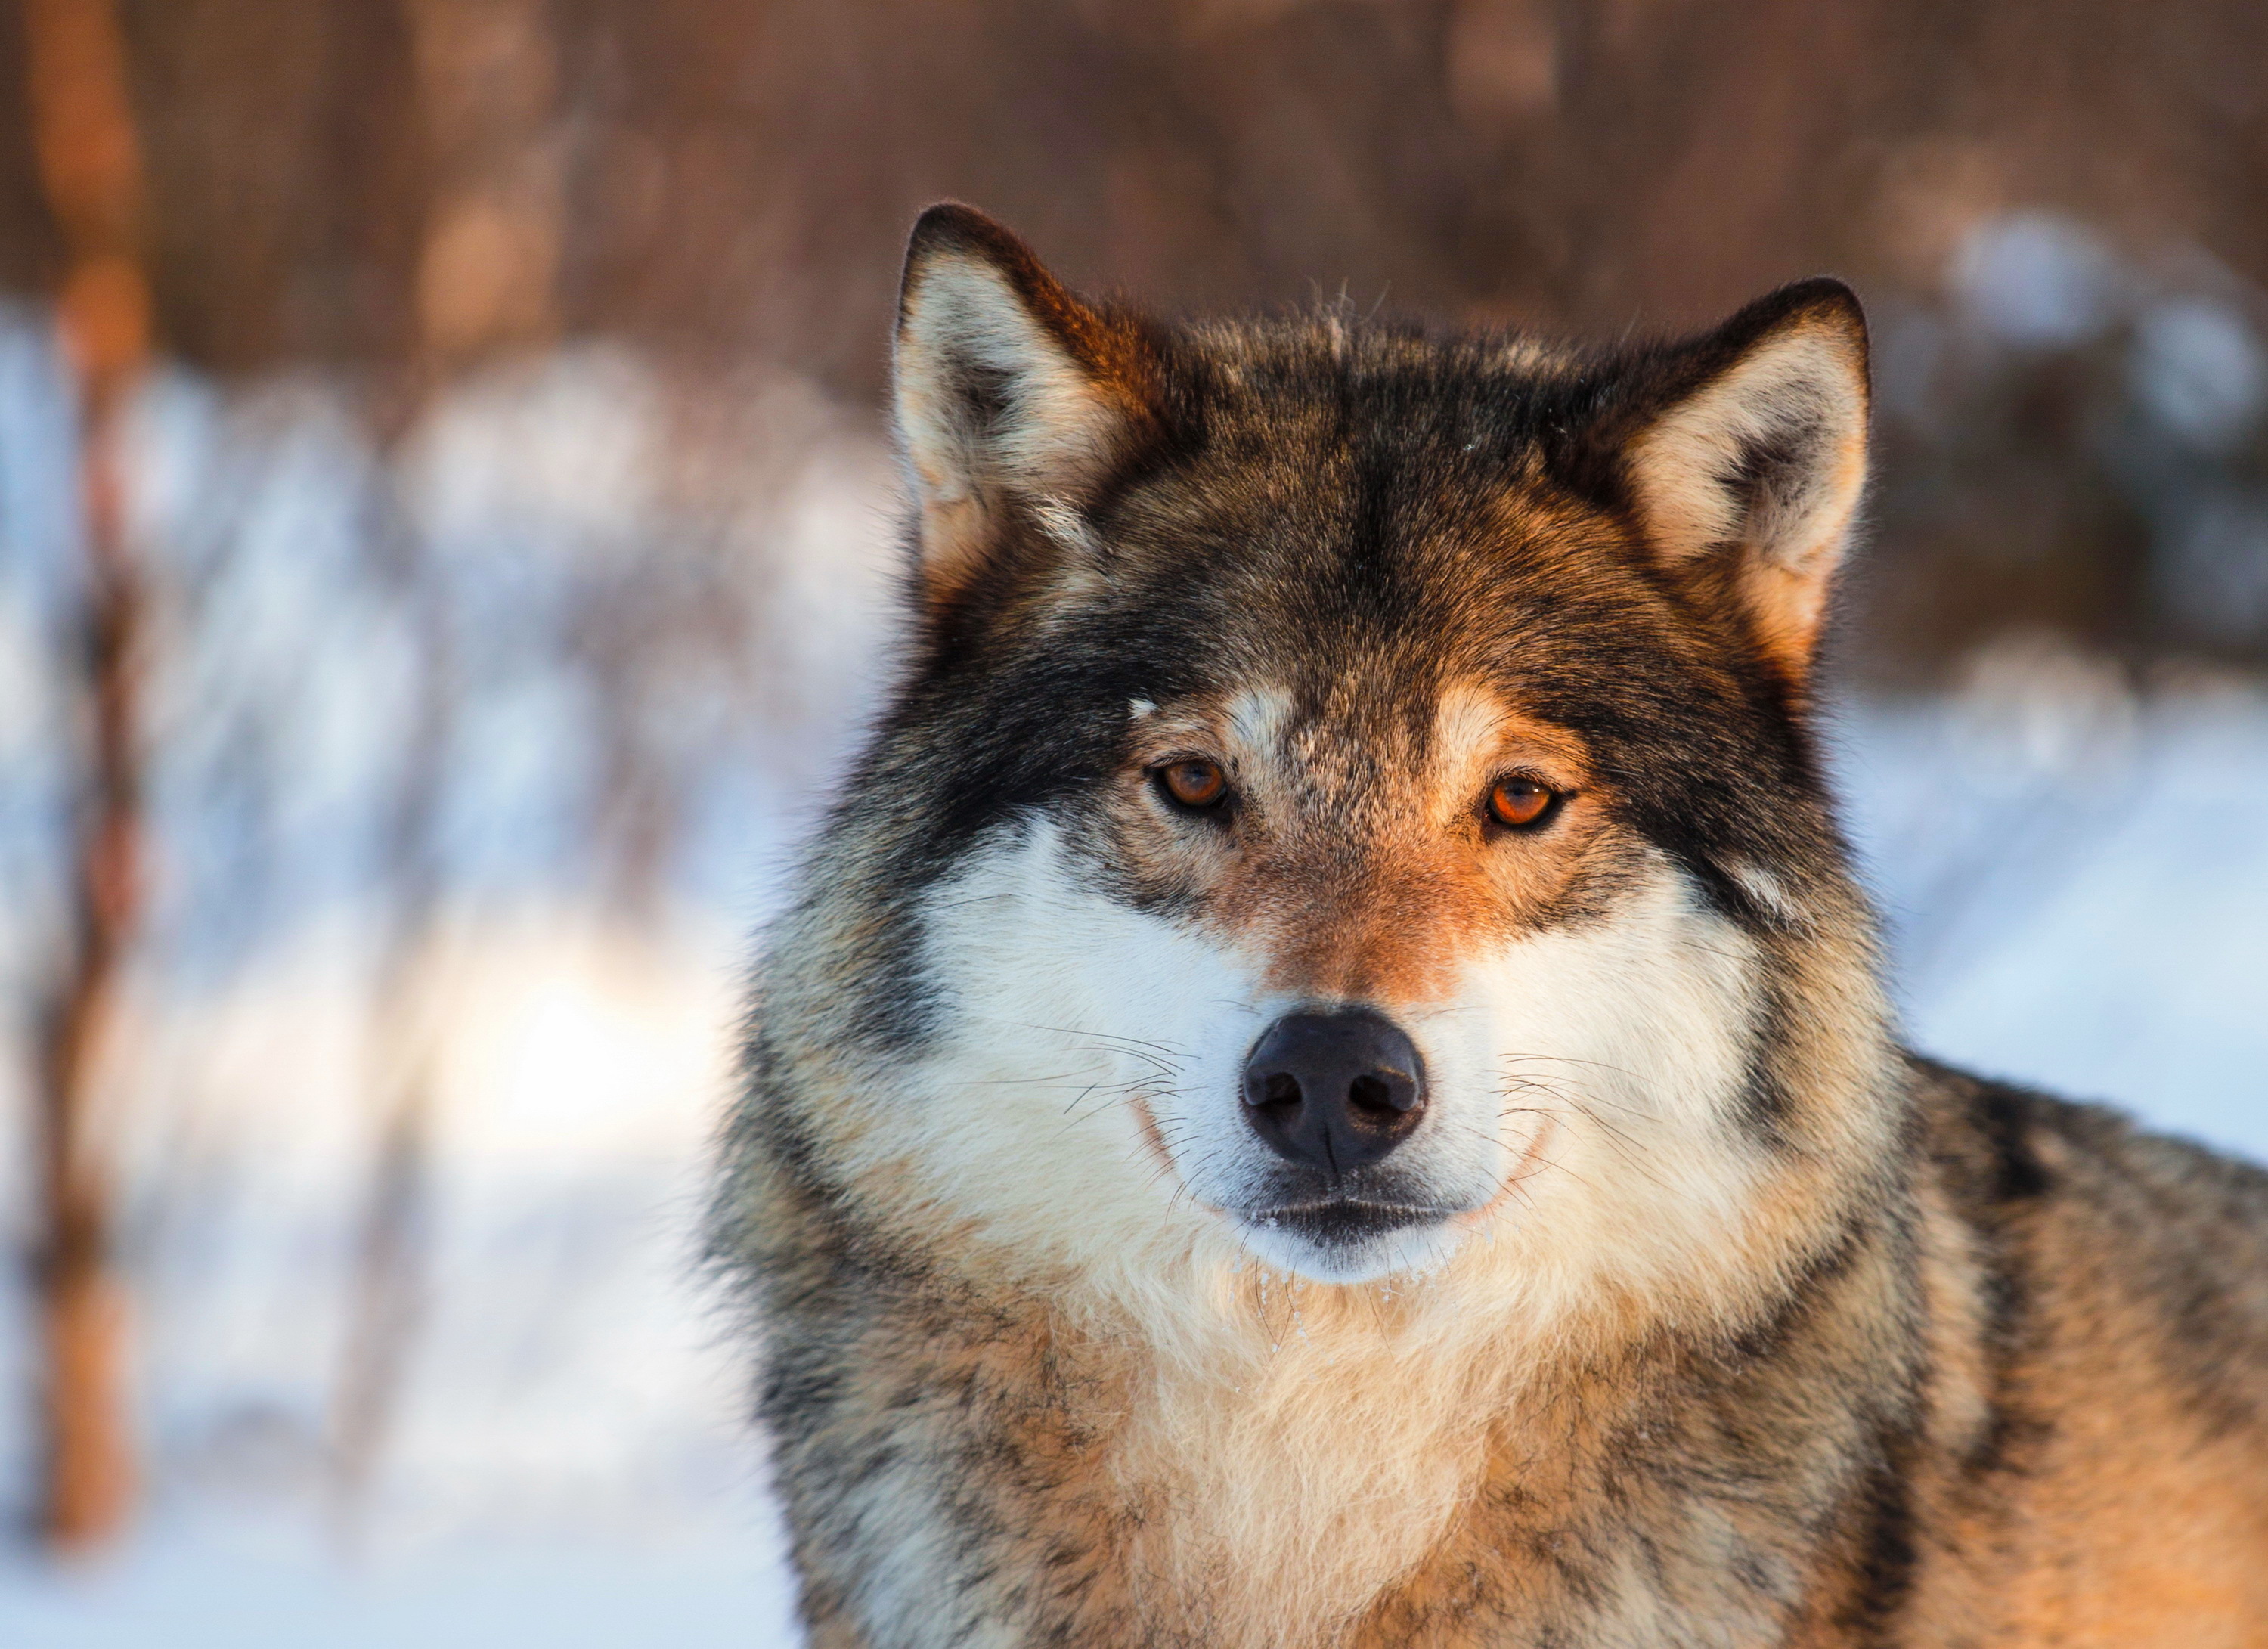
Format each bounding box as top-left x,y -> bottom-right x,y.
1237,1199 -> 1461,1247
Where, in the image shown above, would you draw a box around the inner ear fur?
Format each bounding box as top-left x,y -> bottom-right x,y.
892,203 -> 1162,605
1618,279 -> 1871,683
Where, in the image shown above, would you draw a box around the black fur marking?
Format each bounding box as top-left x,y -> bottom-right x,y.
1839,1449 -> 1920,1641
1733,970 -> 1799,1144
1973,1086 -> 2053,1203
1715,1208 -> 1870,1373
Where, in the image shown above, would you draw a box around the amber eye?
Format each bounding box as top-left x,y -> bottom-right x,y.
1156,758 -> 1228,810
1487,775 -> 1557,830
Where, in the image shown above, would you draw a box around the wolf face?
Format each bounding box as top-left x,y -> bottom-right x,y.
762,205 -> 1888,1303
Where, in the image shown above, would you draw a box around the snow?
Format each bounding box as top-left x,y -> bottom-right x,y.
2,1534 -> 795,1649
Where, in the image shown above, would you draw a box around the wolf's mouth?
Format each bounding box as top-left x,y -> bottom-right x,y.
1242,1199 -> 1456,1249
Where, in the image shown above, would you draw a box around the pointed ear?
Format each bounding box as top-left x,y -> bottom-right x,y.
1618,279 -> 1870,683
892,204 -> 1161,603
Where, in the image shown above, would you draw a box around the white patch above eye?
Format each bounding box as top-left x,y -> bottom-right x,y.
1225,687 -> 1294,758
1430,683 -> 1518,801
1128,698 -> 1157,720
1031,497 -> 1104,560
1727,858 -> 1801,926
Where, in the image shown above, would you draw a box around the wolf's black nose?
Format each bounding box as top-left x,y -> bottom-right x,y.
1241,1011 -> 1427,1176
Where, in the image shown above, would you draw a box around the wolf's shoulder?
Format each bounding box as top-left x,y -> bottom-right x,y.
1910,1052 -> 2268,1406
1910,1052 -> 2268,1226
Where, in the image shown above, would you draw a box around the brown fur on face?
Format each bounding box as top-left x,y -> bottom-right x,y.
1104,678 -> 1634,1006
711,207 -> 2268,1648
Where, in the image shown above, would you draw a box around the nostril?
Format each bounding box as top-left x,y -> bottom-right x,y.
1347,1073 -> 1405,1117
1261,1072 -> 1301,1108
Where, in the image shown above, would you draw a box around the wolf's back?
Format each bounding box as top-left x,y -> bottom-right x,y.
1895,1057 -> 2268,1639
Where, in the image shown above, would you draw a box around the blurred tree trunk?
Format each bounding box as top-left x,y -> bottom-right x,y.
325,587 -> 448,1545
20,0 -> 154,1555
327,0 -> 565,1545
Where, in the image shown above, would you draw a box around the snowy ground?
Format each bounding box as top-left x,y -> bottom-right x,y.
5,652 -> 2263,1647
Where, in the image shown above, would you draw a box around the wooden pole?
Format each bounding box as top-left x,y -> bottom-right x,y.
20,0 -> 154,1554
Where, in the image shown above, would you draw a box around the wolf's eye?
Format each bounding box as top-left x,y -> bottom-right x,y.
1155,758 -> 1229,811
1486,775 -> 1557,830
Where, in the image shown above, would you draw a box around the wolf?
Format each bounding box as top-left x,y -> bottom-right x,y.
711,203 -> 2268,1647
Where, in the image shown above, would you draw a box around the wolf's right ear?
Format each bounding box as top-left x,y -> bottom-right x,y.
892,205 -> 1161,604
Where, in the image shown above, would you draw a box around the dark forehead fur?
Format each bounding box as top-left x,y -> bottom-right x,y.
824,309 -> 1858,1040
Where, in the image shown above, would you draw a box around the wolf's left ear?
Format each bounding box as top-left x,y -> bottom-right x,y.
1615,279 -> 1870,683
893,204 -> 1162,604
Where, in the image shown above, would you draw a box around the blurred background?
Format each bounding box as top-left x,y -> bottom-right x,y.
2,1 -> 2265,1642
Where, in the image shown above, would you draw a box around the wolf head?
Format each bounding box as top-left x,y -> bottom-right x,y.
751,206 -> 1897,1319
